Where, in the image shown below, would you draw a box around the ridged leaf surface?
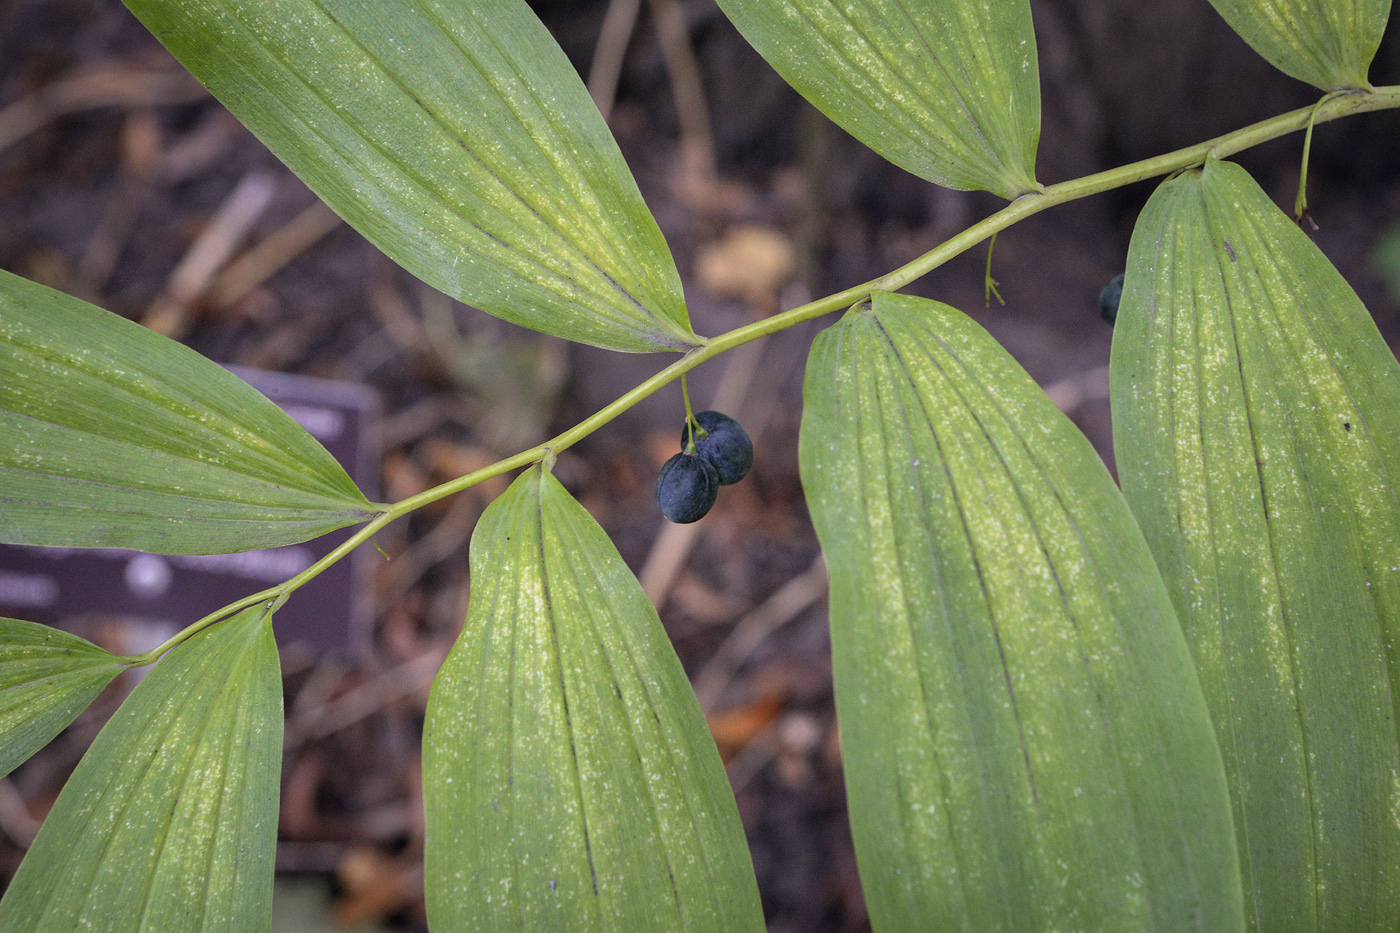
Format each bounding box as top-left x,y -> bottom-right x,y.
0,604 -> 283,932
423,465 -> 763,932
1111,158 -> 1400,931
713,0 -> 1041,199
800,291 -> 1243,932
0,618 -> 129,779
0,271 -> 379,554
1205,0 -> 1391,89
120,0 -> 698,352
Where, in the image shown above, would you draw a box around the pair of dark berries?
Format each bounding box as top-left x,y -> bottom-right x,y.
656,410 -> 753,523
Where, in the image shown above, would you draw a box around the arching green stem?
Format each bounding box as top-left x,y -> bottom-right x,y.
129,85 -> 1400,666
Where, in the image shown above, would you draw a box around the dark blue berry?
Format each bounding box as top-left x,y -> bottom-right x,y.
1099,273 -> 1125,326
682,410 -> 753,485
656,452 -> 719,523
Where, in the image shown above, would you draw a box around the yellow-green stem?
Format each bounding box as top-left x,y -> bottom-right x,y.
681,373 -> 700,452
121,507 -> 400,664
984,230 -> 1004,307
133,85 -> 1400,665
1293,90 -> 1346,222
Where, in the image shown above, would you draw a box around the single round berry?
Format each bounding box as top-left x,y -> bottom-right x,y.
1099,272 -> 1125,326
682,410 -> 753,485
656,452 -> 719,523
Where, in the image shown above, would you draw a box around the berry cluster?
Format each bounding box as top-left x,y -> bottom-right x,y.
656,410 -> 753,523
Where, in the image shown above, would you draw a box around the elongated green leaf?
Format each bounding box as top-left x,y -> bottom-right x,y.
0,603 -> 282,932
1205,0 -> 1390,89
0,271 -> 381,554
714,0 -> 1041,199
0,618 -> 130,779
423,465 -> 762,932
799,292 -> 1243,932
120,0 -> 697,353
1110,158 -> 1400,931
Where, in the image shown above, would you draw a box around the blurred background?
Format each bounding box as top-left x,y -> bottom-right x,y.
1,0 -> 1398,929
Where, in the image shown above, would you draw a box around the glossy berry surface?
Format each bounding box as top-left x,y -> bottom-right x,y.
682,410 -> 753,485
656,452 -> 719,523
1099,272 -> 1124,326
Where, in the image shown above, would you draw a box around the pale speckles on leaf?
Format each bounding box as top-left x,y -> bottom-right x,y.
1111,158 -> 1400,928
423,467 -> 762,930
123,0 -> 697,352
0,271 -> 378,554
802,291 -> 1241,931
713,0 -> 1040,198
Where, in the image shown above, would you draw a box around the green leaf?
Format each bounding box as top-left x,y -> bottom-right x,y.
423,465 -> 763,932
1205,0 -> 1390,90
1110,158 -> 1400,931
0,271 -> 381,554
713,0 -> 1041,199
0,603 -> 283,932
120,0 -> 698,353
799,292 -> 1244,932
0,618 -> 130,779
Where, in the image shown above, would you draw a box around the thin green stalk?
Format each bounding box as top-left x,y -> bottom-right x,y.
134,85 -> 1400,664
120,592 -> 277,666
985,230 -> 1004,306
681,373 -> 700,451
1293,91 -> 1347,222
121,507 -> 401,664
